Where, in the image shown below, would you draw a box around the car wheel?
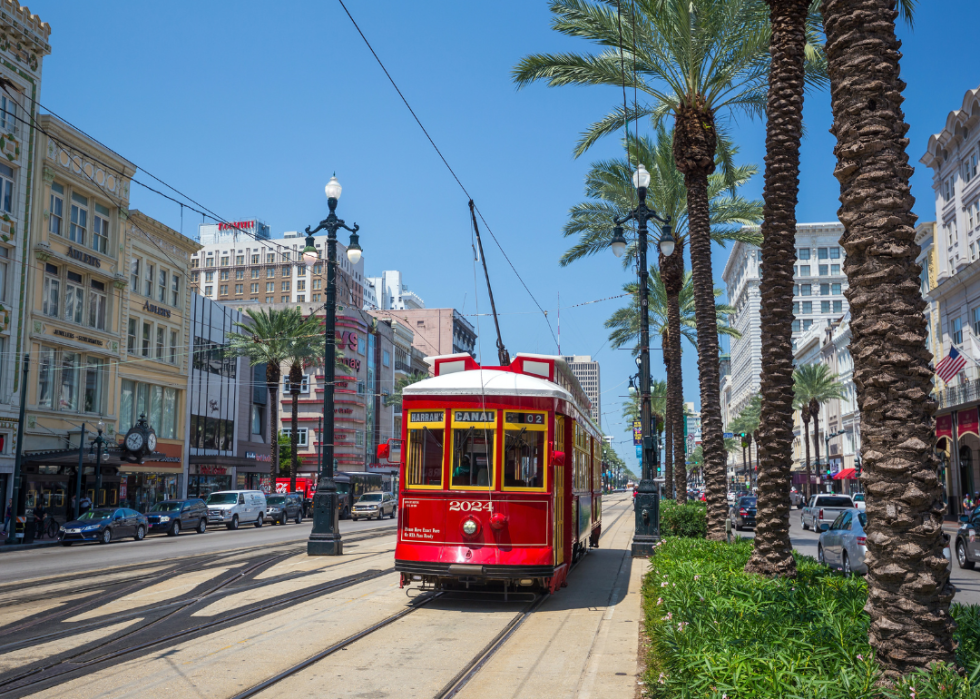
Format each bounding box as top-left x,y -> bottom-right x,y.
61,542 -> 73,547
135,525 -> 146,541
168,521 -> 181,537
352,517 -> 358,522
735,520 -> 743,532
842,552 -> 851,577
957,540 -> 975,570
101,528 -> 112,545
197,518 -> 207,534
255,515 -> 263,528
802,516 -> 809,531
817,544 -> 825,565
228,515 -> 240,531
295,511 -> 302,525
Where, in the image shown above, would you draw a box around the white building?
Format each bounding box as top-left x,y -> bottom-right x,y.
563,355 -> 600,424
722,223 -> 851,423
365,270 -> 424,311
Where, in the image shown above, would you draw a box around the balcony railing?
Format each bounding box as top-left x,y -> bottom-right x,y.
936,377 -> 980,411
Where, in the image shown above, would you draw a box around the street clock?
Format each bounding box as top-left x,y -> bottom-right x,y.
123,413 -> 157,463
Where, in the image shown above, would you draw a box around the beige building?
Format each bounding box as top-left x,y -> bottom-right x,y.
370,307 -> 476,359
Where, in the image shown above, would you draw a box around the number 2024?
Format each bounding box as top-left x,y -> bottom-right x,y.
449,501 -> 492,513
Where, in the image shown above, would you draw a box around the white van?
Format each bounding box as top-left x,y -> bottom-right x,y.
205,490 -> 267,530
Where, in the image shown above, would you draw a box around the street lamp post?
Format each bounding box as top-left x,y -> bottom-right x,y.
306,175 -> 360,557
610,163 -> 676,558
89,421 -> 108,507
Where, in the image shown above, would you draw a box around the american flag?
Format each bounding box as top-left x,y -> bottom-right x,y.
936,346 -> 968,383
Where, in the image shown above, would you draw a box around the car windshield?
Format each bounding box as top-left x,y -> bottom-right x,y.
818,496 -> 854,508
78,509 -> 114,521
149,501 -> 182,512
739,498 -> 757,507
266,496 -> 285,505
359,493 -> 383,502
858,512 -> 868,528
206,493 -> 238,505
853,494 -> 865,501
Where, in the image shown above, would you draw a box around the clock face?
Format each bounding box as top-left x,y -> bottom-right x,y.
126,431 -> 144,452
147,432 -> 157,452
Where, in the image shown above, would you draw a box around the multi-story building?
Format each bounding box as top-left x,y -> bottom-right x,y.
188,227 -> 365,310
371,308 -> 476,359
185,294 -> 270,498
365,270 -> 424,310
0,3 -> 50,505
723,222 -> 850,423
562,355 -> 601,424
919,83 -> 980,516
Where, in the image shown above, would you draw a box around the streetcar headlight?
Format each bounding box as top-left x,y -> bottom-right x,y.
462,519 -> 478,536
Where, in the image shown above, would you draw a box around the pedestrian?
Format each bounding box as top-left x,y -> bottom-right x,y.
33,501 -> 46,538
79,494 -> 92,517
3,497 -> 11,538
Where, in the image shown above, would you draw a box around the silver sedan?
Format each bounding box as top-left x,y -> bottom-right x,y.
817,508 -> 867,575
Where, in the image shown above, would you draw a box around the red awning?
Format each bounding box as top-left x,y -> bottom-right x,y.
833,468 -> 856,480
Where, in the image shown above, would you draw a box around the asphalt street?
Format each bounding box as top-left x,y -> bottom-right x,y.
0,517 -> 396,583
739,506 -> 980,606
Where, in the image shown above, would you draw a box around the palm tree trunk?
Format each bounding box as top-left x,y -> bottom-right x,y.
674,107 -> 724,539
266,364 -> 281,493
662,245 -> 687,504
803,415 -> 812,501
823,0 -> 955,675
811,402 -> 822,486
663,407 -> 672,497
662,332 -> 673,499
289,363 -> 303,494
745,0 -> 807,578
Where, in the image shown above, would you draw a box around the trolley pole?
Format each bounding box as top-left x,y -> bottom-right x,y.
610,164 -> 676,558
306,175 -> 360,557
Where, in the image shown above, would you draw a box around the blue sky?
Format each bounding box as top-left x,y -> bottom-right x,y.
31,1 -> 980,465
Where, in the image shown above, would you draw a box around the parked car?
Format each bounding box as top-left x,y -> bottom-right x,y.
351,492 -> 396,521
851,493 -> 866,511
146,499 -> 207,536
730,496 -> 757,531
823,509 -> 951,576
205,490 -> 266,530
789,490 -> 804,508
801,494 -> 854,531
955,510 -> 980,570
59,508 -> 148,545
265,493 -> 304,525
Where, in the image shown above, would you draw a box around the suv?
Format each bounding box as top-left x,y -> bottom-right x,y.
351,492 -> 396,521
265,492 -> 304,525
801,494 -> 854,531
205,490 -> 266,530
146,499 -> 207,536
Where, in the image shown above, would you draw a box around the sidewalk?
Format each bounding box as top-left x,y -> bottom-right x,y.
0,539 -> 61,553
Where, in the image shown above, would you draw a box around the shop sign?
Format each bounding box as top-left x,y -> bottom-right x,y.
246,451 -> 256,459
67,246 -> 101,268
255,454 -> 271,462
119,480 -> 127,499
338,331 -> 359,352
199,465 -> 227,475
340,357 -> 361,372
53,327 -> 105,347
143,300 -> 172,319
218,220 -> 255,231
336,408 -> 353,415
148,456 -> 181,463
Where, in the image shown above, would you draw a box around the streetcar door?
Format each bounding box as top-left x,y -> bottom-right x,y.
554,416 -> 565,566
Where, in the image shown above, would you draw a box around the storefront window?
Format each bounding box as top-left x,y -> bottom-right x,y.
120,380 -> 180,438
189,474 -> 232,498
120,473 -> 178,512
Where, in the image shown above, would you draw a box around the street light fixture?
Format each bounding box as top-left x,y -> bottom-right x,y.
611,163 -> 676,558
306,174 -> 360,557
88,420 -> 108,507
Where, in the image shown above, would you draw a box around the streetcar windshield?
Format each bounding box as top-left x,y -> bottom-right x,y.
503,415 -> 546,489
452,424 -> 495,488
406,413 -> 445,488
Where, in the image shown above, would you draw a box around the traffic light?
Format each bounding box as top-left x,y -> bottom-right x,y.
740,432 -> 749,448
854,458 -> 862,477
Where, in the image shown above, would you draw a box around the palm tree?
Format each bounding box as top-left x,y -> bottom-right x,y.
562,128 -> 761,505
729,394 -> 762,493
226,308 -> 320,492
385,371 -> 430,407
607,267 -> 739,503
514,0 -> 807,539
821,1 -> 950,674
284,314 -> 330,493
793,363 -> 843,502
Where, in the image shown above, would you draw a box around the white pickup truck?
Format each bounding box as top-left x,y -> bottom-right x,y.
801,494 -> 854,531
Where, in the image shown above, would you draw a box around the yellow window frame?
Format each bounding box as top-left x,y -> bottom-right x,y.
405,410 -> 446,490
501,410 -> 549,492
449,409 -> 498,491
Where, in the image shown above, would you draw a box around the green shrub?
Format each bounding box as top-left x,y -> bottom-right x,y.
659,500 -> 707,539
642,537 -> 980,698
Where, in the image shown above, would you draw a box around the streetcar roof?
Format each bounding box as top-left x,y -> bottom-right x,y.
404,369 -> 574,403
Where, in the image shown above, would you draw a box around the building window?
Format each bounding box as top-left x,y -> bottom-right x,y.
281,295 -> 289,303
313,279 -> 322,290
37,346 -> 55,408
799,265 -> 810,276
817,248 -> 828,260
793,285 -> 799,296
121,380 -> 178,438
297,280 -> 306,291
821,301 -> 830,313
250,283 -> 259,293
267,267 -> 275,278
220,256 -> 229,266
235,269 -> 244,280
59,351 -> 80,411
0,93 -> 16,132
142,321 -> 151,357
170,330 -> 178,364
830,247 -> 840,260
155,269 -> 167,303
296,294 -> 304,302
155,326 -> 165,359
819,265 -> 829,276
144,263 -> 154,297
297,265 -> 307,276
312,294 -> 320,302
220,270 -> 229,281
800,284 -> 811,296
798,248 -> 810,260
205,271 -> 214,283
236,255 -> 244,265
831,264 -> 840,275
282,428 -> 308,447
191,258 -> 200,268
92,203 -> 110,254
68,192 -> 87,244
832,283 -> 842,295
833,300 -> 843,313
820,284 -> 830,295
251,254 -> 259,264
172,274 -> 180,306
191,272 -> 199,283
802,301 -> 812,314
314,264 -> 323,274
127,318 -> 138,354
251,268 -> 260,279
266,253 -> 275,263
282,281 -> 290,292
220,285 -> 228,296
84,358 -> 103,413
49,182 -> 64,235
792,302 -> 799,314
235,284 -> 243,294
205,257 -> 214,267
945,176 -> 954,202
204,286 -> 213,295
282,265 -> 291,276
972,307 -> 980,339
954,317 -> 964,345
88,280 -> 106,330
802,319 -> 812,330
64,271 -> 84,324
251,405 -> 264,436
266,282 -> 274,293
282,251 -> 291,262
265,296 -> 273,303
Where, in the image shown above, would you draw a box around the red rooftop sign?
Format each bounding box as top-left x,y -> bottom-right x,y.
218,220 -> 255,231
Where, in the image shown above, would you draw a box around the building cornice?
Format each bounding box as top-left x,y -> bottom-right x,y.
921,84 -> 980,171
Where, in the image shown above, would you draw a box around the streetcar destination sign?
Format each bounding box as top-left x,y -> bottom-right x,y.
455,411 -> 494,423
410,412 -> 443,423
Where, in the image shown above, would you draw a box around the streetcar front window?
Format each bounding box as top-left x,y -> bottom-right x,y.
503,411 -> 547,490
451,426 -> 495,488
406,410 -> 446,488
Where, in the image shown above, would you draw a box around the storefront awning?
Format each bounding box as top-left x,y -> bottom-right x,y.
833,468 -> 856,480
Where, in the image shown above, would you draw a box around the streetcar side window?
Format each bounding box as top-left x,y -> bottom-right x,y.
450,409 -> 496,489
503,411 -> 547,490
406,410 -> 446,488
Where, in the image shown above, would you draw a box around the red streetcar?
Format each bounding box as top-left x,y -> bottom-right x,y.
393,353 -> 603,594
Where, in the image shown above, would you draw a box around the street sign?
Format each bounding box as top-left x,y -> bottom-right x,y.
632,420 -> 642,446
723,432 -> 733,439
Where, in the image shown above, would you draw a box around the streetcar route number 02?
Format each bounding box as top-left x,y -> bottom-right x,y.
449,501 -> 493,512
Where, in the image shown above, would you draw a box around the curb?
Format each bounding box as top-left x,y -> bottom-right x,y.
0,540 -> 61,553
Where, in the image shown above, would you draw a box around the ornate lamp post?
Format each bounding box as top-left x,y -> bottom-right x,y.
306,174 -> 360,557
610,163 -> 676,558
89,420 -> 109,506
